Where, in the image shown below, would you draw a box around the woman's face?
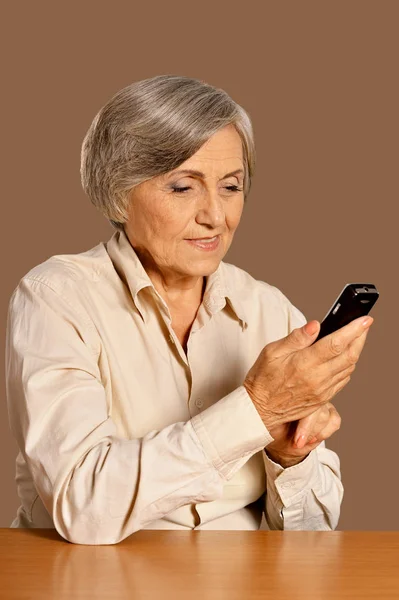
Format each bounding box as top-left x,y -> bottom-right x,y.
124,124 -> 245,280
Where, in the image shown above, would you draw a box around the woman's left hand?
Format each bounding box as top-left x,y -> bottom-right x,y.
265,402 -> 341,467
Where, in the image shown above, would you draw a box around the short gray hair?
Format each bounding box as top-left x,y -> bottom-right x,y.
80,75 -> 256,231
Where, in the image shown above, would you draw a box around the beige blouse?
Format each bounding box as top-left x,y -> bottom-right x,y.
5,228 -> 343,545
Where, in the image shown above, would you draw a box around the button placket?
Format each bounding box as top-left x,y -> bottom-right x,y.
165,327 -> 189,367
186,332 -> 201,414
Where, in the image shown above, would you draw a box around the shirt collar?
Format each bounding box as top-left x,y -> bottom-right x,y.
105,228 -> 248,329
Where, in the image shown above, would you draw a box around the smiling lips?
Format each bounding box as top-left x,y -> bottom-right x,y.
186,235 -> 221,251
188,233 -> 222,240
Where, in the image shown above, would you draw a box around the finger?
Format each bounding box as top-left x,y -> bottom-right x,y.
326,328 -> 370,378
314,404 -> 342,441
298,320 -> 371,376
347,325 -> 371,358
294,359 -> 355,420
296,402 -> 341,448
328,374 -> 351,401
310,316 -> 373,364
312,327 -> 370,381
319,359 -> 357,392
305,375 -> 351,425
294,404 -> 331,447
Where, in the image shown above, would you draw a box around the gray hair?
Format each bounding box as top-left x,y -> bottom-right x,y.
80,75 -> 256,231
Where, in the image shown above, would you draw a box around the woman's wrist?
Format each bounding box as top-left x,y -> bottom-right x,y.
264,448 -> 310,468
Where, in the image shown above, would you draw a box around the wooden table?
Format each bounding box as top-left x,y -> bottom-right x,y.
1,529 -> 398,599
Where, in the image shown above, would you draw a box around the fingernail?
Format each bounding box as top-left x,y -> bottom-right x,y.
362,317 -> 373,327
295,434 -> 306,448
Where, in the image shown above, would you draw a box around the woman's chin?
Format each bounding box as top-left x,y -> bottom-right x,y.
180,257 -> 222,278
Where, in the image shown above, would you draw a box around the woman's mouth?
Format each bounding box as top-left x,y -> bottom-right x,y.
186,235 -> 221,251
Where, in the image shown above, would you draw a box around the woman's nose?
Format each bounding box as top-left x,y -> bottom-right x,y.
195,190 -> 225,228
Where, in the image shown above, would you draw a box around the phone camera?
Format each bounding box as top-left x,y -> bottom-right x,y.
364,287 -> 369,291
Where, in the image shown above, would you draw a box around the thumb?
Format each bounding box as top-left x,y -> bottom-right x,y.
293,411 -> 318,448
284,320 -> 320,351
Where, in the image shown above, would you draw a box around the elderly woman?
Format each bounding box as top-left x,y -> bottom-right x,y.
6,75 -> 373,545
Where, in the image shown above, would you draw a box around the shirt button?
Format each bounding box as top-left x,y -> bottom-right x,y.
195,398 -> 204,408
169,334 -> 175,344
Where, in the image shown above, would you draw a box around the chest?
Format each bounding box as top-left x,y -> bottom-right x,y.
169,311 -> 197,353
95,303 -> 255,438
83,282 -> 286,439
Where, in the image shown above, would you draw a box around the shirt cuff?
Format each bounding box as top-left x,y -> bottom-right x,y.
190,385 -> 274,480
262,446 -> 322,508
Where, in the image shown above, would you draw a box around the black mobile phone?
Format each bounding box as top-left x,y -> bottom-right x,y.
313,283 -> 379,343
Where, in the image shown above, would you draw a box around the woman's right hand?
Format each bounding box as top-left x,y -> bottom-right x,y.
243,316 -> 374,434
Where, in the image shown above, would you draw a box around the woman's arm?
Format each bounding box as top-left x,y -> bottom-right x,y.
5,277 -> 271,545
263,440 -> 344,530
260,287 -> 344,530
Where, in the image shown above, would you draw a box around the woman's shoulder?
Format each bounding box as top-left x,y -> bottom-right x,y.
221,260 -> 292,306
14,240 -> 110,295
220,260 -> 307,330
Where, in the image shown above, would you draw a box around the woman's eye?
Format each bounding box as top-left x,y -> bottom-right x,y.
225,185 -> 243,192
172,186 -> 191,193
171,185 -> 243,194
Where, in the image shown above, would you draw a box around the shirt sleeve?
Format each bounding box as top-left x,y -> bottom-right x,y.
260,287 -> 344,530
5,277 -> 272,545
262,440 -> 344,530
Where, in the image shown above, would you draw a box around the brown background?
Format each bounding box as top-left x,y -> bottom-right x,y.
1,1 -> 397,529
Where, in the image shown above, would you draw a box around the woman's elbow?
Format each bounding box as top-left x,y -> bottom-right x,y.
53,509 -> 139,545
52,492 -> 142,545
